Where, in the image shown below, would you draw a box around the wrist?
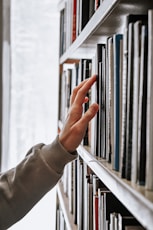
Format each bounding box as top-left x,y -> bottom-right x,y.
59,134 -> 76,154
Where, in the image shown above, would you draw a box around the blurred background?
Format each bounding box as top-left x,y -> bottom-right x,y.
1,0 -> 59,229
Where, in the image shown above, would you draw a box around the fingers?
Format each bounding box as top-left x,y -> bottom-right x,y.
70,79 -> 88,106
76,103 -> 99,126
74,75 -> 97,105
70,75 -> 97,106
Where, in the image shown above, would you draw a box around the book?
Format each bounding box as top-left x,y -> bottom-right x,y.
125,22 -> 135,180
82,59 -> 92,146
59,7 -> 66,55
95,44 -> 104,156
65,0 -> 73,48
92,176 -> 107,230
68,162 -> 73,213
100,45 -> 106,159
98,187 -> 110,230
90,55 -> 98,156
89,0 -> 95,19
131,16 -> 148,184
98,188 -> 104,229
92,175 -> 100,230
76,0 -> 80,36
137,24 -> 148,186
120,24 -> 128,178
96,44 -> 106,158
131,20 -> 143,184
77,157 -> 83,228
112,33 -> 123,171
72,0 -> 77,42
73,160 -> 78,224
146,9 -> 153,190
83,162 -> 88,229
105,36 -> 114,163
86,174 -> 93,230
79,0 -> 89,33
109,212 -> 117,230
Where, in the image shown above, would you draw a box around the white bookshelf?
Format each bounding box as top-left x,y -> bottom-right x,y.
57,0 -> 153,229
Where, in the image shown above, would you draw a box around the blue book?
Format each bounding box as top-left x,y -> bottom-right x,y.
113,34 -> 123,171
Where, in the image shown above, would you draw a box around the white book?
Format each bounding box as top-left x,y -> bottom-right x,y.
77,158 -> 83,229
98,188 -> 105,230
105,36 -> 114,162
87,176 -> 93,230
83,162 -> 88,230
109,212 -> 115,230
90,55 -> 98,155
120,25 -> 128,177
146,9 -> 153,190
66,0 -> 73,48
68,162 -> 73,213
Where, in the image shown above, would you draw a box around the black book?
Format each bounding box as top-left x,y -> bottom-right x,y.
98,44 -> 106,158
82,59 -> 92,146
95,44 -> 104,157
79,0 -> 89,32
137,24 -> 148,185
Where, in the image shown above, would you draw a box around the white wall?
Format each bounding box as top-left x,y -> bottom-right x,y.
7,0 -> 60,229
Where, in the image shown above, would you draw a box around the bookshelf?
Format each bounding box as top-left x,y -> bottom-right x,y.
56,0 -> 153,229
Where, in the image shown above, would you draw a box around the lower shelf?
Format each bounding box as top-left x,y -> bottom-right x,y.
78,145 -> 153,230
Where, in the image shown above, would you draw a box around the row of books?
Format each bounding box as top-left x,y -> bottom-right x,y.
59,10 -> 153,191
93,10 -> 153,190
60,158 -> 144,230
59,0 -> 103,55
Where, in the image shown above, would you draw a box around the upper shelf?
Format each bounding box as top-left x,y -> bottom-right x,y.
78,145 -> 153,230
60,0 -> 153,63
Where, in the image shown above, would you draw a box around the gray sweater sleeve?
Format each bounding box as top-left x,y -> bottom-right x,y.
0,135 -> 77,229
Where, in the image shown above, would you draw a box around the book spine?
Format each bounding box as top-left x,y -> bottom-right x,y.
113,34 -> 123,171
146,9 -> 153,190
72,0 -> 77,42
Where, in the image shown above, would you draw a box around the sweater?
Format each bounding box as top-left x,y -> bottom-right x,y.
0,136 -> 77,229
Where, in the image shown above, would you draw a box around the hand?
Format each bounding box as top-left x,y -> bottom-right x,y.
59,75 -> 99,153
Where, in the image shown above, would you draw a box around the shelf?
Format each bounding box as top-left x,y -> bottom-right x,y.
60,0 -> 153,63
57,181 -> 77,230
57,0 -> 153,228
78,145 -> 153,230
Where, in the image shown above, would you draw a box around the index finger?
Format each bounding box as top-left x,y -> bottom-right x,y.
70,78 -> 88,106
74,75 -> 97,105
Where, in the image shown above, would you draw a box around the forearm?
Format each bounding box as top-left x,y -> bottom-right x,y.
0,136 -> 77,229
